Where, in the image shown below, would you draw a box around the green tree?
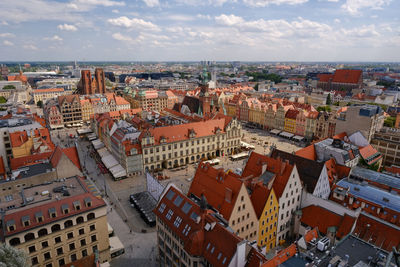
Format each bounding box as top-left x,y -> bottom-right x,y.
317,106 -> 331,112
333,101 -> 340,106
0,96 -> 6,104
2,85 -> 16,90
384,116 -> 396,128
37,100 -> 43,108
0,243 -> 29,267
326,93 -> 332,105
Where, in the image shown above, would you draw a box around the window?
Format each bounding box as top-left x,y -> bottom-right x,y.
92,245 -> 98,253
71,254 -> 77,261
57,247 -> 63,256
67,232 -> 74,239
82,249 -> 88,257
90,224 -> 96,231
42,241 -> 49,248
44,251 -> 51,260
80,239 -> 86,246
55,236 -> 61,243
69,243 -> 76,251
59,259 -> 65,266
29,245 -> 36,253
31,257 -> 39,265
79,228 -> 85,235
45,264 -> 52,267
166,209 -> 174,220
91,235 -> 97,242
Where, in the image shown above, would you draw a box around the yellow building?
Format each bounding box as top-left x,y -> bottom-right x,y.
253,187 -> 279,251
10,129 -> 54,158
32,88 -> 69,104
80,99 -> 94,121
249,104 -> 266,128
284,109 -> 299,133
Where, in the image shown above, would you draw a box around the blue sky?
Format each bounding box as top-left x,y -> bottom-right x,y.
0,0 -> 399,61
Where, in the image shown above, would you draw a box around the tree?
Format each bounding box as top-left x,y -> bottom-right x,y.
0,96 -> 6,104
0,243 -> 29,267
2,85 -> 15,90
384,116 -> 396,128
37,100 -> 43,108
326,93 -> 332,105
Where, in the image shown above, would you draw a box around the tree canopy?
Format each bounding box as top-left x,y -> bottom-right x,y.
245,71 -> 282,83
2,85 -> 15,90
0,243 -> 29,267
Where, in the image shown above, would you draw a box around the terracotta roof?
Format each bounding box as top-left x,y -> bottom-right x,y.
50,146 -> 81,171
384,165 -> 400,175
250,184 -> 272,219
301,205 -> 355,238
261,244 -> 297,267
359,145 -> 382,165
154,186 -> 242,265
140,118 -> 228,145
332,69 -> 362,84
58,94 -> 80,105
2,177 -> 105,238
10,128 -> 54,150
324,158 -> 351,185
353,212 -> 400,252
188,162 -> 243,220
304,228 -> 318,242
317,74 -> 334,83
245,247 -> 268,267
295,145 -> 316,160
285,109 -> 299,119
10,152 -> 53,170
0,156 -> 5,178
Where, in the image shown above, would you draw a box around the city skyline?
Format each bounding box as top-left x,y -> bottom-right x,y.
0,0 -> 399,62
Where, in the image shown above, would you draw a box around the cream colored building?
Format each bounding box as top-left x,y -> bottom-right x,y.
1,176 -> 110,267
32,88 -> 70,104
140,116 -> 241,171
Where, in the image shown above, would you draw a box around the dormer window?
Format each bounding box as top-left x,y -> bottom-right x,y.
6,220 -> 16,232
84,197 -> 92,208
21,215 -> 30,227
35,211 -> 43,223
49,207 -> 57,218
73,201 -> 81,211
160,136 -> 166,143
61,204 -> 69,214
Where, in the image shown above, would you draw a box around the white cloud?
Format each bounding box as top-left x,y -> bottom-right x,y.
73,0 -> 125,7
112,9 -> 119,13
341,24 -> 380,38
108,16 -> 160,31
341,0 -> 391,15
242,0 -> 308,7
142,0 -> 159,7
176,0 -> 233,6
23,44 -> 38,50
112,32 -> 134,42
0,33 -> 15,38
0,21 -> 8,25
44,35 -> 63,41
334,18 -> 341,23
215,14 -> 244,26
196,14 -> 212,20
2,40 -> 13,46
57,24 -> 78,31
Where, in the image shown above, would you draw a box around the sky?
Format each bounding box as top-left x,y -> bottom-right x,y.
0,0 -> 399,62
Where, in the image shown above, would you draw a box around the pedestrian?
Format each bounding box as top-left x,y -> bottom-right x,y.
130,229 -> 132,234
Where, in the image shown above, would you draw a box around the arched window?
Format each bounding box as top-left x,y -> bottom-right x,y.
64,220 -> 73,228
87,213 -> 95,221
51,224 -> 61,232
38,228 -> 48,237
76,216 -> 84,224
9,237 -> 20,246
24,233 -> 35,242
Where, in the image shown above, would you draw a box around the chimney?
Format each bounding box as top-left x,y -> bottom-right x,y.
262,162 -> 267,175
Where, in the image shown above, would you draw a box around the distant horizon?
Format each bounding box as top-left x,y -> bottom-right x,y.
1,61 -> 400,64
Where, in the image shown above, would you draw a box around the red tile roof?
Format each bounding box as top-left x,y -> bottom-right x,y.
301,205 -> 355,238
154,186 -> 242,265
332,69 -> 362,84
50,146 -> 81,171
295,145 -> 316,161
188,162 -> 243,220
285,109 -> 299,119
10,152 -> 53,170
0,156 -> 5,179
304,228 -> 319,242
2,177 -> 105,238
359,145 -> 382,165
261,244 -> 297,267
250,184 -> 272,219
140,118 -> 228,145
33,88 -> 64,93
353,213 -> 400,251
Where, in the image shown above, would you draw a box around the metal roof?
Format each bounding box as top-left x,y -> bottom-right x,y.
350,166 -> 400,190
337,179 -> 400,212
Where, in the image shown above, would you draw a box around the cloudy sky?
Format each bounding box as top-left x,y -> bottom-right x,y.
0,0 -> 399,62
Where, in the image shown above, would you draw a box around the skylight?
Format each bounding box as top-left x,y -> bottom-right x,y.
181,202 -> 192,214
158,203 -> 166,213
173,216 -> 183,228
166,190 -> 176,200
190,211 -> 199,221
166,209 -> 174,220
173,195 -> 184,207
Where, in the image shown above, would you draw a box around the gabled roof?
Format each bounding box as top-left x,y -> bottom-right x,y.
359,145 -> 382,165
10,152 -> 53,170
50,146 -> 81,170
154,186 -> 242,265
270,149 -> 324,194
285,109 -> 299,119
188,162 -> 243,220
249,184 -> 272,219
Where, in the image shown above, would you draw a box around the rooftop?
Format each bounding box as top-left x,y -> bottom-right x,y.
350,166 -> 400,191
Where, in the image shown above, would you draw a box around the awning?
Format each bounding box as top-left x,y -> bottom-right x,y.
91,139 -> 104,150
270,129 -> 281,135
110,164 -> 127,178
293,135 -> 304,141
240,141 -> 255,149
279,132 -> 294,138
97,147 -> 109,157
101,154 -> 119,169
